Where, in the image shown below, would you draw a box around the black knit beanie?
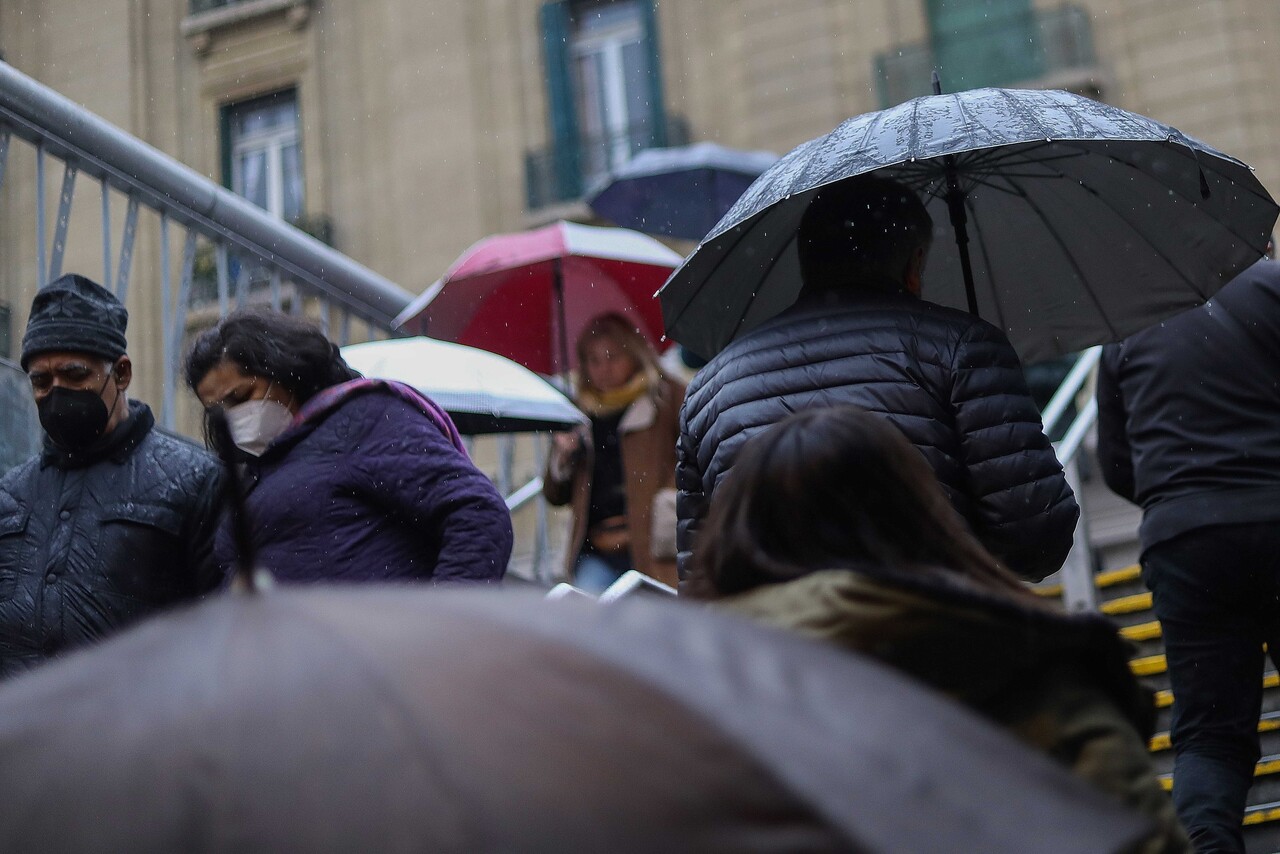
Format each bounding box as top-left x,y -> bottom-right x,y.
20,274 -> 128,369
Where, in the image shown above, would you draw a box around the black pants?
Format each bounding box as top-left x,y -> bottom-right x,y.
1144,521 -> 1280,854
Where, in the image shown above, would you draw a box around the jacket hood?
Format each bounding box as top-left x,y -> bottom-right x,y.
719,568 -> 1153,739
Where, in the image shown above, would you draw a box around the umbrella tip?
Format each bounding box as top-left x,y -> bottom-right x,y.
931,70 -> 942,95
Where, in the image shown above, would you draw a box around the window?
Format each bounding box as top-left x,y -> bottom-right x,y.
926,0 -> 1043,90
222,89 -> 303,221
571,2 -> 655,186
538,0 -> 665,202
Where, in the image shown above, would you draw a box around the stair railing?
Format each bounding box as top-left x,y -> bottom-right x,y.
1043,346 -> 1103,612
0,60 -> 413,431
0,61 -> 563,584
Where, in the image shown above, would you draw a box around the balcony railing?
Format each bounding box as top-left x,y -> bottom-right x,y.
190,0 -> 243,13
525,115 -> 690,211
874,4 -> 1097,108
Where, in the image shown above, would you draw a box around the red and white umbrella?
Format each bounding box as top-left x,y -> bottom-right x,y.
394,221 -> 682,376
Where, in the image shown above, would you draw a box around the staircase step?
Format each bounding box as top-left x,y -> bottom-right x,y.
1103,591 -> 1153,616
1121,620 -> 1162,643
1131,654 -> 1167,678
1161,754 -> 1280,792
1156,672 -> 1280,710
1246,800 -> 1280,827
1098,565 -> 1142,588
1151,712 -> 1280,754
1033,565 -> 1142,600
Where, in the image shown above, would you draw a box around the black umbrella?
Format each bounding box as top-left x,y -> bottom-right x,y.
0,588 -> 1148,853
659,87 -> 1279,362
587,141 -> 777,240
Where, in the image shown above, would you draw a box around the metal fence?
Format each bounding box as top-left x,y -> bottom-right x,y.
0,357 -> 39,475
0,60 -> 561,583
0,59 -> 413,433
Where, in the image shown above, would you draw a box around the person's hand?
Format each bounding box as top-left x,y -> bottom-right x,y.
552,430 -> 584,463
549,430 -> 587,481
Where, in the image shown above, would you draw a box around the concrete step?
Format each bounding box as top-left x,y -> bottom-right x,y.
1149,712 -> 1280,777
1244,800 -> 1280,854
1120,619 -> 1164,657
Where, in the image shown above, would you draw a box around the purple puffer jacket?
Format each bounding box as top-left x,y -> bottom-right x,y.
215,381 -> 512,584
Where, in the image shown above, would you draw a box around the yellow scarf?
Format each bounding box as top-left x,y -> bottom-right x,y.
578,370 -> 651,417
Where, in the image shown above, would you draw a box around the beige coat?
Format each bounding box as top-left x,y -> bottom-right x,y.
719,570 -> 1190,854
545,375 -> 685,587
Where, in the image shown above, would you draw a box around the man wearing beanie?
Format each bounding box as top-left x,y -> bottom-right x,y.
0,274 -> 223,677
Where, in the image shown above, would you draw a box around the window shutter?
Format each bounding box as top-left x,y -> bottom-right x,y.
540,1 -> 582,200
640,0 -> 667,148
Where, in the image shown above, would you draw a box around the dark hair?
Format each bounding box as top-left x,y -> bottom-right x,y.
686,405 -> 1041,605
798,176 -> 933,292
184,308 -> 360,403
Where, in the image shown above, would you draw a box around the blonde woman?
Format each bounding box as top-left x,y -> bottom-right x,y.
545,314 -> 685,592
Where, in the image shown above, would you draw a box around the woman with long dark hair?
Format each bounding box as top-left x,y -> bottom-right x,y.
185,308 -> 512,584
686,406 -> 1187,854
544,313 -> 685,591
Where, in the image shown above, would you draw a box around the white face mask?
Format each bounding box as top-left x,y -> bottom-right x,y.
225,396 -> 294,457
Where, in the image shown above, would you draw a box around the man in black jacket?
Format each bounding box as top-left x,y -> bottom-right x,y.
677,177 -> 1078,583
0,274 -> 223,678
1096,258 -> 1280,853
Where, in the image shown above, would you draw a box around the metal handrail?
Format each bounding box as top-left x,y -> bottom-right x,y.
0,61 -> 412,327
1046,347 -> 1104,612
1041,345 -> 1102,442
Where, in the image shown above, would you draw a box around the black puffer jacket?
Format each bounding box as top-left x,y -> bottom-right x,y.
0,402 -> 223,678
677,289 -> 1078,581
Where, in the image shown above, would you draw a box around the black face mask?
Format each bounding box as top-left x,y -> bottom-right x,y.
37,370 -> 118,450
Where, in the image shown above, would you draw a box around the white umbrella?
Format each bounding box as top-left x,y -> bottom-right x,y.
341,337 -> 587,435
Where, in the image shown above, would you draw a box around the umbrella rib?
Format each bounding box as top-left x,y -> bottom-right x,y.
1011,186 -> 1120,341
992,148 -> 1220,302
1100,144 -> 1278,249
1053,173 -> 1214,301
726,232 -> 797,343
662,211 -> 764,328
965,196 -> 1007,333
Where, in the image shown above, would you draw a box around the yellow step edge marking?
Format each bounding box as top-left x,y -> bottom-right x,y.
1244,804 -> 1280,827
1121,621 -> 1162,642
1149,720 -> 1280,753
1032,565 -> 1141,599
1157,673 -> 1280,709
1161,756 -> 1280,791
1130,654 -> 1167,677
1103,592 -> 1153,616
1097,565 -> 1142,588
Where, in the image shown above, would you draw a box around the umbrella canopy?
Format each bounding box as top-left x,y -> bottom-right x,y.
340,336 -> 587,435
587,141 -> 777,240
395,221 -> 682,376
660,88 -> 1279,362
0,588 -> 1148,854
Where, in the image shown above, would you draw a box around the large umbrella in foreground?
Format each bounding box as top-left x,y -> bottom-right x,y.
394,221 -> 682,377
660,87 -> 1279,362
0,588 -> 1148,853
341,336 -> 587,435
587,141 -> 777,240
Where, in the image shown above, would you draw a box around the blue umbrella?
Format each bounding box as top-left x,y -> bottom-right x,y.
659,88 -> 1279,361
587,142 -> 776,241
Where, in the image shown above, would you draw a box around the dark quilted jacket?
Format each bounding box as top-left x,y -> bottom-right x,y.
677,289 -> 1078,582
216,388 -> 512,584
0,402 -> 223,678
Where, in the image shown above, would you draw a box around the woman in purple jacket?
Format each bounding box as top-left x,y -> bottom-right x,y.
185,309 -> 512,585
